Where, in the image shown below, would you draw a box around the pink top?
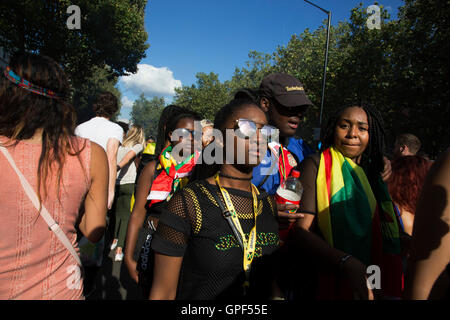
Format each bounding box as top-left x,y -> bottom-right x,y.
0,136 -> 91,300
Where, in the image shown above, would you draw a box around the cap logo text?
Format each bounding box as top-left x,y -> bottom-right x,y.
285,86 -> 304,92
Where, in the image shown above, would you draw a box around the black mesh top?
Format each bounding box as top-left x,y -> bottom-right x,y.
151,179 -> 280,300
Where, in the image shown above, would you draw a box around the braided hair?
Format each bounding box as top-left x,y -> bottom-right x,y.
321,102 -> 386,179
154,105 -> 191,156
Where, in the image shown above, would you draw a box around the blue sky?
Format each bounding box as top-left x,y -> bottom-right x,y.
118,0 -> 405,120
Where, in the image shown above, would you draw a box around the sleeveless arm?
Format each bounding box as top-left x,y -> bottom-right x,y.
106,137 -> 120,209
124,160 -> 156,283
78,142 -> 108,243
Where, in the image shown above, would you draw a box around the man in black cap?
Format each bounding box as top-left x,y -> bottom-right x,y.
244,73 -> 314,195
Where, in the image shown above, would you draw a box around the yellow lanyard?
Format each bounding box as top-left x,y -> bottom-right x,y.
214,173 -> 259,288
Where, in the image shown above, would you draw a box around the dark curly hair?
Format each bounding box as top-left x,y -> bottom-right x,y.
0,53 -> 86,207
92,91 -> 119,118
321,102 -> 386,179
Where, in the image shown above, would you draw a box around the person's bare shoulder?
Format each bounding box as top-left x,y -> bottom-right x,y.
91,141 -> 107,162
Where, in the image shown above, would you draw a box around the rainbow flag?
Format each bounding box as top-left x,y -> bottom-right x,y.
316,147 -> 402,298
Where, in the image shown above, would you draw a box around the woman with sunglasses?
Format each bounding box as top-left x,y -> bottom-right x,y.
124,107 -> 200,297
149,98 -> 280,300
288,103 -> 403,300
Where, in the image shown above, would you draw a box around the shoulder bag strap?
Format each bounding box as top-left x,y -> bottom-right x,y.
0,145 -> 82,266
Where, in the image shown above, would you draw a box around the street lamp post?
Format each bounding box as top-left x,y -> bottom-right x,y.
303,0 -> 331,142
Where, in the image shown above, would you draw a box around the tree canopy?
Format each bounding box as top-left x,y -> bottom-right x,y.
172,0 -> 448,158
0,0 -> 148,85
130,94 -> 165,138
0,0 -> 149,123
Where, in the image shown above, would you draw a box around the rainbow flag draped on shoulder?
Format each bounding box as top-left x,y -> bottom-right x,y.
316,146 -> 402,298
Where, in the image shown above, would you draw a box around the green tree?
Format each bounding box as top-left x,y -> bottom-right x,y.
228,51 -> 275,92
272,21 -> 352,144
387,0 -> 450,157
174,72 -> 230,121
0,0 -> 149,86
73,65 -> 122,124
130,94 -> 165,138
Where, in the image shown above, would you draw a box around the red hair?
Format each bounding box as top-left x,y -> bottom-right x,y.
388,155 -> 431,214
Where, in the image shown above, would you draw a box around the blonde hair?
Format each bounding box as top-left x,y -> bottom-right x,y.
122,125 -> 145,148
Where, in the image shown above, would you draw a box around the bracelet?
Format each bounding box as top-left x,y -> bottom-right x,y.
339,254 -> 352,273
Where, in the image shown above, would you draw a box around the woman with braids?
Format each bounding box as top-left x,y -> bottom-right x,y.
149,98 -> 280,300
124,106 -> 201,297
0,53 -> 108,299
287,103 -> 403,300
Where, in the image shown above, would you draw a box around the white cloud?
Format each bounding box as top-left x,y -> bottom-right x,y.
120,64 -> 182,97
121,96 -> 134,109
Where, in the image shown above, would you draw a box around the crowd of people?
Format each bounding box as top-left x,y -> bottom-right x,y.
0,53 -> 448,300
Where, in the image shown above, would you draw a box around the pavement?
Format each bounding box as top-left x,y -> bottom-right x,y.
85,215 -> 144,300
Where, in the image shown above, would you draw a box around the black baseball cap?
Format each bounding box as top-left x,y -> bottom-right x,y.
259,73 -> 313,108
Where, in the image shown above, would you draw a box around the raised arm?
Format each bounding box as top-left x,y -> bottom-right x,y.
78,142 -> 108,243
405,149 -> 450,299
124,160 -> 156,283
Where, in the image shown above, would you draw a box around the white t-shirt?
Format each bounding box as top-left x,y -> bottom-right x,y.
116,144 -> 144,185
75,117 -> 124,151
